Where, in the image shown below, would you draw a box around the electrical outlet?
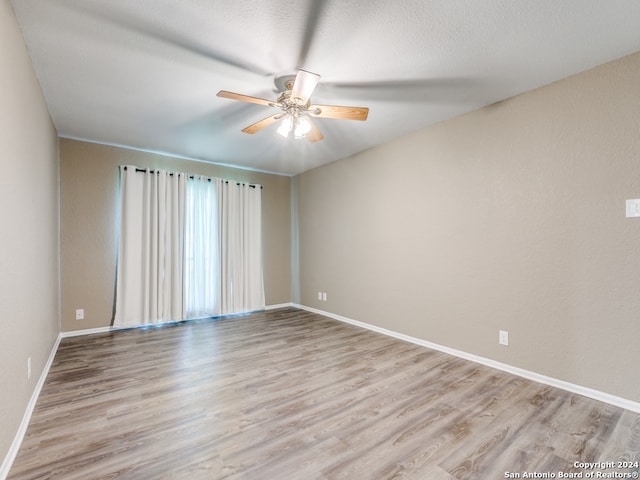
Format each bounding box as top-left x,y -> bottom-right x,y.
499,330 -> 509,346
28,357 -> 31,379
626,199 -> 640,218
76,309 -> 84,320
322,292 -> 327,301
317,291 -> 322,300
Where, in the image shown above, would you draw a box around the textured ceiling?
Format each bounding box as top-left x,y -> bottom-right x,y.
11,0 -> 640,175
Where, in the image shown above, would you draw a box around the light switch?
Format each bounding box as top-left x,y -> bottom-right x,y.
626,199 -> 640,218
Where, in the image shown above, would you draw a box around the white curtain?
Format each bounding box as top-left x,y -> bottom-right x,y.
219,181 -> 265,315
114,166 -> 186,327
114,167 -> 265,327
184,176 -> 221,319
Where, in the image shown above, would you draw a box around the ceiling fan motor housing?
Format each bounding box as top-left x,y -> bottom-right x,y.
274,74 -> 298,94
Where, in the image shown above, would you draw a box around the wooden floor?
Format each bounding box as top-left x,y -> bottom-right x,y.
8,308 -> 640,480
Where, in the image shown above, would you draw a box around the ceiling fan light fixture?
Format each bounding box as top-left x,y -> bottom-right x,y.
277,111 -> 312,140
277,114 -> 293,138
294,116 -> 312,139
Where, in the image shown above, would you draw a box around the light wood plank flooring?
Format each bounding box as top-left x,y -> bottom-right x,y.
8,308 -> 640,479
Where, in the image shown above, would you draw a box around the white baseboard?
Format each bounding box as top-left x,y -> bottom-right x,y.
265,302 -> 294,310
62,325 -> 116,337
0,334 -> 62,480
295,304 -> 640,414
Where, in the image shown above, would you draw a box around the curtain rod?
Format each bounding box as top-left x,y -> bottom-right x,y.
124,166 -> 261,189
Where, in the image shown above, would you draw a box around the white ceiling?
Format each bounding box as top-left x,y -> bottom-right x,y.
11,0 -> 640,176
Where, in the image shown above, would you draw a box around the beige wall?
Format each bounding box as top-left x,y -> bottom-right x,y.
296,52 -> 640,403
0,1 -> 60,466
60,139 -> 291,332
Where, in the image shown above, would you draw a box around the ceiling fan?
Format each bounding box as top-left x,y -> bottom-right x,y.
217,69 -> 369,143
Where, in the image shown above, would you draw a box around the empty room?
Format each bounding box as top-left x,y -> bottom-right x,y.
1,1 -> 639,479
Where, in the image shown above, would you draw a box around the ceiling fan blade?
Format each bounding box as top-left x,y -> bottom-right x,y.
320,78 -> 483,103
306,119 -> 324,143
217,90 -> 276,107
241,114 -> 284,134
308,104 -> 369,121
290,70 -> 320,104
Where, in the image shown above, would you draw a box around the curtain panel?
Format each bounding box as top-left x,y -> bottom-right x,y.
220,180 -> 265,315
114,166 -> 185,327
